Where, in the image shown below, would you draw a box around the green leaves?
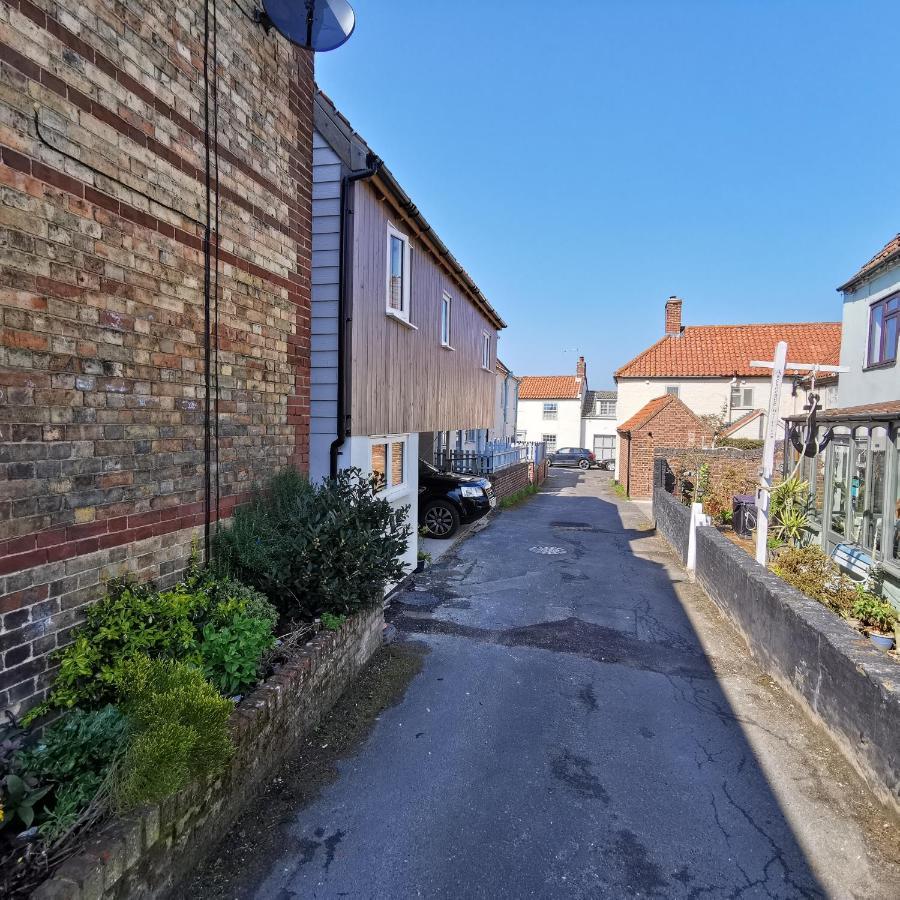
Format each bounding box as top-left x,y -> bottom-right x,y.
213,467 -> 412,621
2,773 -> 51,829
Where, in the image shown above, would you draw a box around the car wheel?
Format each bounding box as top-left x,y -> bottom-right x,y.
422,500 -> 461,539
579,459 -> 590,470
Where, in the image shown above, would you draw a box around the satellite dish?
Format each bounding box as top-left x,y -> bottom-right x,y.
258,0 -> 356,52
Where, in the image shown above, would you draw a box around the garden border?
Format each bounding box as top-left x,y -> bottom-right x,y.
652,485 -> 900,815
31,604 -> 384,900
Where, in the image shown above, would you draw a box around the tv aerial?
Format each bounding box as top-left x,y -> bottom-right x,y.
255,0 -> 356,52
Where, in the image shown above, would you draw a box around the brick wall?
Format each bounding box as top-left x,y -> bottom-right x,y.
488,460 -> 530,500
0,0 -> 314,716
654,445 -> 784,501
32,604 -> 384,899
617,399 -> 713,499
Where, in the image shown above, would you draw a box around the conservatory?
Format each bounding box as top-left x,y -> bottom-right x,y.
786,400 -> 900,603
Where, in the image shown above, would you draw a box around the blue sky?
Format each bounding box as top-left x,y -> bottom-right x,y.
316,1 -> 899,389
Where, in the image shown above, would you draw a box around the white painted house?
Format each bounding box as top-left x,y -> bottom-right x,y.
516,358 -> 588,452
613,298 -> 842,478
581,390 -> 618,462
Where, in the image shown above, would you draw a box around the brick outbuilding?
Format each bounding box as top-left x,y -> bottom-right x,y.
617,395 -> 713,498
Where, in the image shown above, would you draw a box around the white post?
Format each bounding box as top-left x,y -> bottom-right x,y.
755,340 -> 787,566
687,501 -> 711,579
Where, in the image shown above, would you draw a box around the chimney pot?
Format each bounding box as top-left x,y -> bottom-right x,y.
665,296 -> 683,336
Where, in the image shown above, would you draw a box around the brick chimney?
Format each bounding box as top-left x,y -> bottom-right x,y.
576,355 -> 586,382
665,296 -> 683,336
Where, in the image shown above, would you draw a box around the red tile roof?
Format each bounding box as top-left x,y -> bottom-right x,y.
837,234 -> 900,292
518,375 -> 582,400
617,395 -> 676,432
614,322 -> 841,379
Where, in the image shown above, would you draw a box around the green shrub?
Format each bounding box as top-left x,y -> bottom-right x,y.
319,612 -> 346,631
769,477 -> 810,546
199,598 -> 276,696
27,574 -> 276,721
499,483 -> 537,508
720,438 -> 764,450
770,545 -> 857,615
17,706 -> 127,839
851,594 -> 898,634
213,467 -> 411,620
116,657 -> 233,809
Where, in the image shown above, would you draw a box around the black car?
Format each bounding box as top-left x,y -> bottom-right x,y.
598,457 -> 616,471
547,447 -> 596,469
418,460 -> 496,538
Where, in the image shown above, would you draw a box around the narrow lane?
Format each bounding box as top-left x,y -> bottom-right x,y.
188,469 -> 900,899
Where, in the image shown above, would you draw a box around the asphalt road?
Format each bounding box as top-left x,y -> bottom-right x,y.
241,469 -> 899,899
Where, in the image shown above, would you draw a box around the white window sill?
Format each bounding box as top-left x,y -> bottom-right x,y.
386,310 -> 416,329
380,484 -> 409,502
441,343 -> 455,351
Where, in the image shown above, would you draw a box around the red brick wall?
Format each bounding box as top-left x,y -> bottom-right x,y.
0,0 -> 313,716
488,461 -> 530,500
619,403 -> 713,499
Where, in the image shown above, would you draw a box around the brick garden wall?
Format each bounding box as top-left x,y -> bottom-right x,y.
489,460 -> 530,500
33,604 -> 385,900
654,445 -> 784,497
0,0 -> 314,716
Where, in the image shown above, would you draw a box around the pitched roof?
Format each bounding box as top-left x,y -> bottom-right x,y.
519,376 -> 582,400
617,394 -> 711,435
786,400 -> 900,423
837,234 -> 900,292
614,322 -> 841,379
720,409 -> 764,437
582,389 -> 617,416
314,90 -> 506,330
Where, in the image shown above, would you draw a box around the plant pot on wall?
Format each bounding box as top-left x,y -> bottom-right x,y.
868,631 -> 895,652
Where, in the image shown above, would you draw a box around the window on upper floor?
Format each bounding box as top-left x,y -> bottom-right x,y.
596,399 -> 616,417
867,294 -> 899,367
543,402 -> 558,420
481,331 -> 492,370
386,225 -> 411,323
730,385 -> 754,408
665,385 -> 679,397
440,292 -> 452,347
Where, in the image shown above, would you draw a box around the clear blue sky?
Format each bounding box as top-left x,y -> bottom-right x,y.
316,0 -> 899,389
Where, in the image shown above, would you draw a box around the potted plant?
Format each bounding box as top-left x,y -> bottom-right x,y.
416,550 -> 432,573
851,593 -> 898,651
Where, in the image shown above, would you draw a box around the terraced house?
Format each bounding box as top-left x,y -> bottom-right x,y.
308,91 -> 506,572
0,0 -> 316,716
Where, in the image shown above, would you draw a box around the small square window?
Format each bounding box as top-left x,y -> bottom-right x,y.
542,433 -> 557,451
596,399 -> 616,417
665,385 -> 680,397
372,437 -> 407,493
441,293 -> 452,346
730,385 -> 754,408
543,402 -> 558,420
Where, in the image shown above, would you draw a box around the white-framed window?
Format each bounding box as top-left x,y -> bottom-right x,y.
665,385 -> 680,397
481,331 -> 492,370
730,384 -> 754,408
385,224 -> 411,323
371,435 -> 406,495
593,435 -> 617,457
543,402 -> 558,420
542,433 -> 557,451
440,292 -> 452,347
515,430 -> 527,442
596,399 -> 616,417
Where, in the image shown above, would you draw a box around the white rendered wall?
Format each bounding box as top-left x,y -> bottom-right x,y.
516,398 -> 582,448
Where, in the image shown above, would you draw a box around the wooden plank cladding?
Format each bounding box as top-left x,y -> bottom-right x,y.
350,179 -> 500,436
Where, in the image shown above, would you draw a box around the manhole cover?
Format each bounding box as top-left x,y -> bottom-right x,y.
529,546 -> 567,555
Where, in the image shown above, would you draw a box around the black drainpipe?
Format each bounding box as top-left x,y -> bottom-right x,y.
329,152 -> 382,478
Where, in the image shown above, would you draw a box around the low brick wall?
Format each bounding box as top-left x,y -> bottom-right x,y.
489,461 -> 531,500
33,605 -> 384,900
652,486 -> 691,565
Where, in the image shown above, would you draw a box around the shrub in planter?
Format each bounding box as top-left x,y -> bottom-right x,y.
213,467 -> 412,620
27,574 -> 276,722
770,545 -> 857,615
115,657 -> 233,809
16,706 -> 127,840
851,594 -> 898,636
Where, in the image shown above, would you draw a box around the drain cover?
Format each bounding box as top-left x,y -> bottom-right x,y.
529,545 -> 567,555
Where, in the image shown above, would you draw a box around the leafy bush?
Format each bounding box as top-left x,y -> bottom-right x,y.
720,438 -> 764,450
214,467 -> 411,620
199,598 -> 277,696
319,612 -> 346,631
770,545 -> 857,615
28,574 -> 276,721
769,477 -> 810,546
851,594 -> 898,634
116,657 -> 233,809
17,706 -> 127,839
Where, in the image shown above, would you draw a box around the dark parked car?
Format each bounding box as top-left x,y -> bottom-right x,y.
548,447 -> 596,469
598,457 -> 615,471
418,460 -> 496,539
